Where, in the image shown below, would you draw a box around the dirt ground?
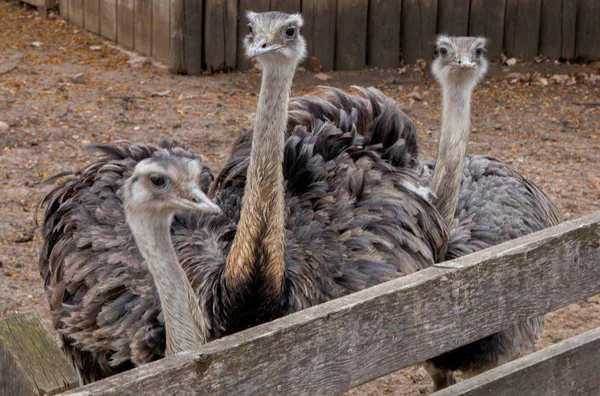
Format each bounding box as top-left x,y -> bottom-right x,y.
1,2 -> 599,394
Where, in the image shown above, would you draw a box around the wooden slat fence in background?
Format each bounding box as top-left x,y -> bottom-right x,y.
367,0 -> 401,68
55,0 -> 600,74
402,0 -> 438,63
56,212 -> 600,395
468,0 -> 507,58
99,0 -> 117,42
336,0 -> 369,70
302,0 -> 337,71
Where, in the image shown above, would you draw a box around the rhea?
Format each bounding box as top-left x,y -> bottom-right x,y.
120,150 -> 220,354
263,37 -> 559,390
40,12 -> 447,383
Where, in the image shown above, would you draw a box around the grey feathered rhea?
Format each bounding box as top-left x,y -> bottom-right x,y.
275,37 -> 560,390
39,11 -> 447,384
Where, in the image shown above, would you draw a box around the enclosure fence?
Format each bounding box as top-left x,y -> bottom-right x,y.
2,211 -> 600,395
27,0 -> 600,74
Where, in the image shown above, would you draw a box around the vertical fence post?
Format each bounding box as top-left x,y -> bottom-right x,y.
367,0 -> 401,68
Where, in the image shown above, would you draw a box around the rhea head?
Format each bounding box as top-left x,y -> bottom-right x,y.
431,35 -> 488,90
244,11 -> 307,68
122,150 -> 221,219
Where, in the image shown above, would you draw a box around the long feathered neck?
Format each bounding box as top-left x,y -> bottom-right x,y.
431,78 -> 475,228
224,63 -> 295,299
126,211 -> 209,354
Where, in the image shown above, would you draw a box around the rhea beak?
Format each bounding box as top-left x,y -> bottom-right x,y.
458,53 -> 476,69
169,185 -> 222,215
247,35 -> 283,57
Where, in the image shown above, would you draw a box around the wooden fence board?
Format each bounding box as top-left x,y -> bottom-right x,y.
84,0 -> 100,34
504,0 -> 542,60
433,327 -> 600,396
59,0 -> 68,20
269,0 -> 300,14
236,0 -> 270,71
182,0 -> 203,74
576,0 -> 600,60
367,0 -> 401,68
204,0 -> 237,72
117,0 -> 135,48
100,0 -> 117,41
540,0 -> 562,59
169,0 -> 185,73
468,0 -> 506,58
59,212 -> 600,396
134,0 -> 152,55
0,312 -> 78,396
402,0 -> 438,63
151,0 -> 169,62
301,0 -> 336,71
560,0 -> 577,59
68,0 -> 83,27
437,0 -> 470,36
335,0 -> 369,70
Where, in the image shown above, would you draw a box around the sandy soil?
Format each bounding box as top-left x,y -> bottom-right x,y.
1,2 -> 599,394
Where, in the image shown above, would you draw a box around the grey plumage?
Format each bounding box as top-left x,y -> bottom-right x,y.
38,12 -> 447,385
277,77 -> 559,386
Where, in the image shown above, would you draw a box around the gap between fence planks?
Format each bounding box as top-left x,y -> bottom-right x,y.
0,312 -> 78,396
59,211 -> 600,395
433,326 -> 600,396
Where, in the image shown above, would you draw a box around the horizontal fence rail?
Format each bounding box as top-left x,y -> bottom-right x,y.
54,0 -> 600,75
55,211 -> 600,395
433,326 -> 600,396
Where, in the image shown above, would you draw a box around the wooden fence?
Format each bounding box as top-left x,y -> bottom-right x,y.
2,211 -> 600,395
53,0 -> 600,74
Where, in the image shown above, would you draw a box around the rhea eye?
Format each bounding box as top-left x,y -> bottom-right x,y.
284,27 -> 297,38
150,175 -> 167,188
439,47 -> 448,57
475,47 -> 484,58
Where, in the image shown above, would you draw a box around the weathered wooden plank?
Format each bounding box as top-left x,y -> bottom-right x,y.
236,0 -> 270,71
100,0 -> 118,41
269,0 -> 300,13
367,0 -> 401,68
437,0 -> 470,36
117,0 -> 135,48
434,327 -> 600,396
60,212 -> 600,396
301,0 -> 336,71
204,0 -> 237,72
182,0 -> 203,74
576,0 -> 600,60
134,0 -> 152,55
68,0 -> 83,27
169,0 -> 185,73
469,0 -> 506,58
151,0 -> 170,63
335,0 -> 369,70
504,0 -> 542,60
59,0 -> 68,21
560,0 -> 577,59
0,312 -> 78,396
540,0 -> 562,59
83,0 -> 100,34
402,0 -> 438,63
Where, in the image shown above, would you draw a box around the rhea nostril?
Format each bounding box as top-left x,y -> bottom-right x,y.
458,60 -> 462,64
261,43 -> 267,49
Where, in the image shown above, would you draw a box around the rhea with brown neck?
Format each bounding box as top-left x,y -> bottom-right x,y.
430,36 -> 488,227
122,152 -> 221,354
224,12 -> 306,299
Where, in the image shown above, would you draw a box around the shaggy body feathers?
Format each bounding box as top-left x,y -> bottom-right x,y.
283,86 -> 560,379
40,116 -> 446,382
